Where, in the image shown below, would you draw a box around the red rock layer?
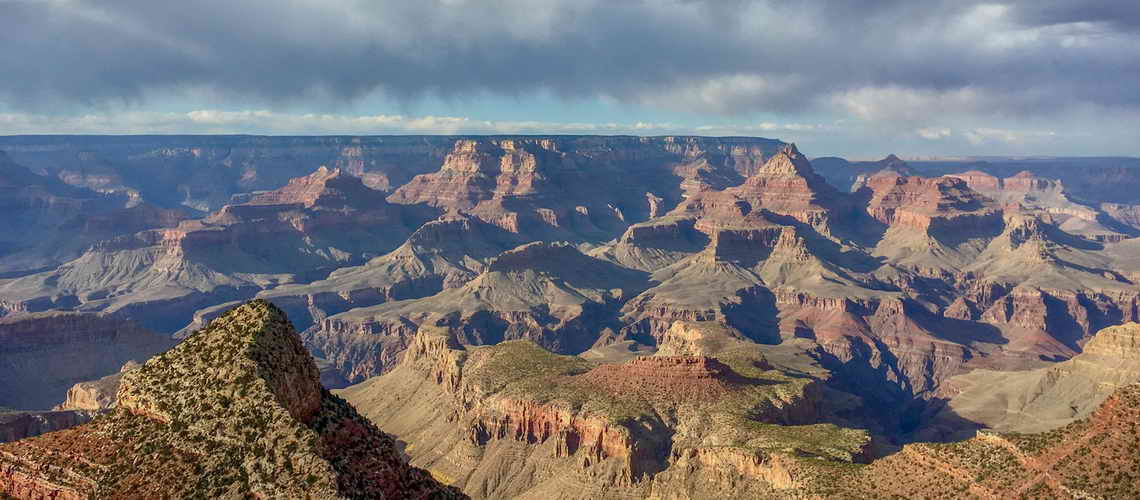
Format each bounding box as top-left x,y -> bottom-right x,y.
672,144 -> 847,235
861,173 -> 999,231
571,356 -> 741,403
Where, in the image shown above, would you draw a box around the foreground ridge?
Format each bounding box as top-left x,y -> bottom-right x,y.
0,300 -> 464,499
840,383 -> 1140,499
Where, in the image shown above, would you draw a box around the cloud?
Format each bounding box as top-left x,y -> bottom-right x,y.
963,127 -> 1057,145
0,109 -> 691,135
916,127 -> 953,140
1007,1 -> 1140,29
0,0 -> 1138,126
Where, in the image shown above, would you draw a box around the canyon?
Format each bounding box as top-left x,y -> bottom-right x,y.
0,135 -> 1138,498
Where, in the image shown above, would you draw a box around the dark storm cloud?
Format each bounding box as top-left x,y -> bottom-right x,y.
0,0 -> 1137,118
1008,0 -> 1140,29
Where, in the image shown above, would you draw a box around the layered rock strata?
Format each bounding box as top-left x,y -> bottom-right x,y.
307,242 -> 650,382
0,312 -> 171,410
339,326 -> 868,499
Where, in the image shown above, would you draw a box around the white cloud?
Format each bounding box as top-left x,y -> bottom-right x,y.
916,127 -> 953,140
833,87 -> 986,123
633,74 -> 807,115
0,110 -> 691,136
963,127 -> 1056,145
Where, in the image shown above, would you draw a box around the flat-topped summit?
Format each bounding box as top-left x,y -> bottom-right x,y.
572,355 -> 743,403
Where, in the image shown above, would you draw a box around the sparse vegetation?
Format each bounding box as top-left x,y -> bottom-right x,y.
0,300 -> 461,499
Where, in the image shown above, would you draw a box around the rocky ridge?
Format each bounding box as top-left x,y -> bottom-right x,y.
303,143 -> 1140,438
0,300 -> 462,499
2,137 -> 1140,484
833,383 -> 1140,498
0,151 -> 185,276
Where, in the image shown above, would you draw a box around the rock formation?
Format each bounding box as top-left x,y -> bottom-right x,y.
339,325 -> 867,499
389,137 -> 788,240
0,410 -> 97,444
0,312 -> 171,410
672,143 -> 849,234
255,212 -> 518,333
836,383 -> 1140,498
0,166 -> 434,331
0,300 -> 462,499
928,322 -> 1140,437
55,361 -> 141,412
0,151 -> 185,276
305,242 -> 650,382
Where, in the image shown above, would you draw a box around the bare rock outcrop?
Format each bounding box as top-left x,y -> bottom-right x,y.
672,144 -> 850,234
860,173 -> 1000,234
54,361 -> 141,412
389,137 -> 788,240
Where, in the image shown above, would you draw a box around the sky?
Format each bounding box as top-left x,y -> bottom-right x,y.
0,0 -> 1138,158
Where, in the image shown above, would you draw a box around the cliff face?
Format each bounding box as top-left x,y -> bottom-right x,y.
0,136 -> 457,212
339,325 -> 868,499
306,242 -> 651,382
860,173 -> 1000,234
945,169 -> 1132,242
672,144 -> 849,235
285,143 -> 1140,446
0,300 -> 463,499
1101,202 -> 1140,232
55,361 -> 141,412
0,312 -> 172,410
0,411 -> 97,444
3,137 -> 1140,482
388,136 -> 788,240
252,212 -> 518,334
0,151 -> 185,276
928,322 -> 1140,438
0,166 -> 436,332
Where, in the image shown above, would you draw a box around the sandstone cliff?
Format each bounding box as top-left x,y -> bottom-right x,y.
54,361 -> 141,412
389,137 -> 788,241
671,143 -> 851,235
